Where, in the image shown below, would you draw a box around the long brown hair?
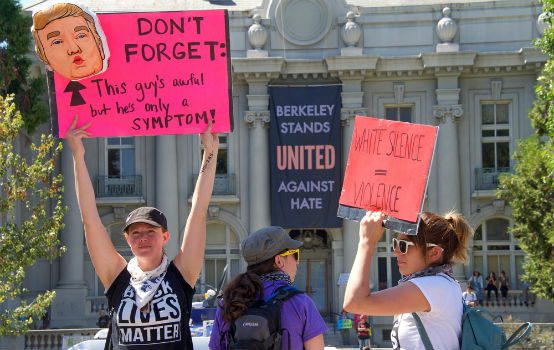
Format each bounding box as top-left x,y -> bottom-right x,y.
406,211 -> 473,266
221,258 -> 277,323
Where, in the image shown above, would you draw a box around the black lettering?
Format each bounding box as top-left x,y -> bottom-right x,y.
156,43 -> 170,61
137,18 -> 152,36
91,78 -> 103,96
188,42 -> 200,59
142,44 -> 156,62
195,111 -> 208,124
152,116 -> 164,129
174,114 -> 184,126
173,42 -> 186,59
132,117 -> 141,130
124,44 -> 138,63
204,41 -> 218,60
154,18 -> 168,34
192,16 -> 204,34
169,18 -> 185,34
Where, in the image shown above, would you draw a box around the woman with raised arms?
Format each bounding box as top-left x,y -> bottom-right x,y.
66,116 -> 218,350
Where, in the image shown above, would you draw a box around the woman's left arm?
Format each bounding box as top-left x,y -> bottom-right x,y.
343,211 -> 431,316
174,124 -> 219,287
304,334 -> 324,350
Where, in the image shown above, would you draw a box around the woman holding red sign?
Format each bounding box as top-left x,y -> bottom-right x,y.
344,211 -> 472,350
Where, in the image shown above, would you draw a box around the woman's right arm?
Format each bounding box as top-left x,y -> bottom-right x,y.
343,211 -> 431,316
66,117 -> 127,289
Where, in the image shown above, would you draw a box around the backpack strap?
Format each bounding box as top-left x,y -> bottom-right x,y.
411,313 -> 435,350
502,322 -> 532,349
267,285 -> 303,349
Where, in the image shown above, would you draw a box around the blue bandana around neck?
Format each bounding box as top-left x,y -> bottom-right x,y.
398,263 -> 454,284
260,270 -> 292,285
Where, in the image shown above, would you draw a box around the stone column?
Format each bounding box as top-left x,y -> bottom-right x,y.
156,135 -> 180,259
51,145 -> 87,328
244,110 -> 271,232
332,239 -> 345,313
340,78 -> 367,272
433,74 -> 465,281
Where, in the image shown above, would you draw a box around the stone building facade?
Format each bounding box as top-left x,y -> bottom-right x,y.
22,0 -> 554,346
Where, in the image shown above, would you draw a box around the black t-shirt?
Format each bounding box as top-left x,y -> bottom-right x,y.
105,262 -> 194,349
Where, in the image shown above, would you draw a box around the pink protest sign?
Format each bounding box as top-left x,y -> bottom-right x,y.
34,6 -> 232,137
339,116 -> 438,223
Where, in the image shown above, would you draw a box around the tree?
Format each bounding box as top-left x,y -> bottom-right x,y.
0,94 -> 65,335
0,0 -> 49,133
498,0 -> 554,301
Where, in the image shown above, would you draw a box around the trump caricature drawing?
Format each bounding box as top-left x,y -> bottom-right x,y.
32,2 -> 110,81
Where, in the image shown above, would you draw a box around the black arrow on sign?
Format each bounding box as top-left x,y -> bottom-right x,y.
64,81 -> 86,106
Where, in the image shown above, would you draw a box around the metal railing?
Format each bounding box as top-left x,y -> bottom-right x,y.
474,167 -> 512,191
94,175 -> 142,197
192,173 -> 236,195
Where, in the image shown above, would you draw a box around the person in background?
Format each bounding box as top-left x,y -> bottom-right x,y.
337,309 -> 353,345
486,271 -> 499,302
499,270 -> 509,304
357,314 -> 371,350
462,285 -> 478,307
96,309 -> 110,328
344,211 -> 472,350
468,270 -> 484,305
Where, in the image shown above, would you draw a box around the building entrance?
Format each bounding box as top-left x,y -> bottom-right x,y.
289,229 -> 331,315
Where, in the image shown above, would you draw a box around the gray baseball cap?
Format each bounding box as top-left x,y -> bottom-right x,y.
241,226 -> 303,266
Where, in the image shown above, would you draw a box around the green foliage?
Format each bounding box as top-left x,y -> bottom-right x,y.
497,0 -> 554,301
0,0 -> 49,133
0,94 -> 65,335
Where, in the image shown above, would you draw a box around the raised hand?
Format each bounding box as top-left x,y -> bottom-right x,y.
65,115 -> 91,159
359,211 -> 386,245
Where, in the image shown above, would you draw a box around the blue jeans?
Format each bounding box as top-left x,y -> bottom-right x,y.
358,338 -> 370,349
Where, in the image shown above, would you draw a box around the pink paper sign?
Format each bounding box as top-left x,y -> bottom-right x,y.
47,10 -> 232,137
339,116 -> 438,223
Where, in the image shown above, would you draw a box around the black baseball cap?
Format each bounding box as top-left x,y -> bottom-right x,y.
124,207 -> 168,232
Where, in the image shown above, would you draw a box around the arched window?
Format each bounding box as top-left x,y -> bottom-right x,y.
472,218 -> 525,290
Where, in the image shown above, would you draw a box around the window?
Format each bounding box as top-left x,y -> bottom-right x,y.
480,103 -> 510,171
200,135 -> 235,195
107,138 -> 135,178
201,135 -> 228,175
201,223 -> 241,293
385,106 -> 412,122
472,218 -> 525,290
376,230 -> 401,290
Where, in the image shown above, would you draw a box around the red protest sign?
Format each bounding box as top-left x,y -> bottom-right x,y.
339,116 -> 438,223
32,4 -> 232,137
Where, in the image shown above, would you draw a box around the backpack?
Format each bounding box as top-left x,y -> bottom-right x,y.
223,285 -> 302,350
412,303 -> 532,350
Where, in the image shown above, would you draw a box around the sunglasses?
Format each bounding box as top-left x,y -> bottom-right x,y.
279,248 -> 300,261
392,238 -> 440,254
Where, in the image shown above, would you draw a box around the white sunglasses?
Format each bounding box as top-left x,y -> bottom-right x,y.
392,238 -> 441,254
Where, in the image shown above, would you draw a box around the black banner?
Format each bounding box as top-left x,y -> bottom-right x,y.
269,85 -> 342,228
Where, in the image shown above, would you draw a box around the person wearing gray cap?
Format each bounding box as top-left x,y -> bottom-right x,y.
208,226 -> 327,349
65,117 -> 219,349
